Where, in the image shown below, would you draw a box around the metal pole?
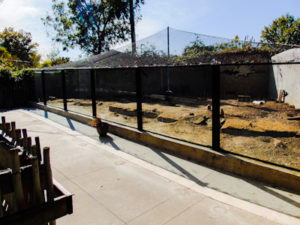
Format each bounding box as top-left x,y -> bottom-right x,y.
41,70 -> 47,106
212,65 -> 220,151
167,26 -> 170,57
90,69 -> 97,117
167,27 -> 171,94
136,68 -> 143,131
61,70 -> 67,111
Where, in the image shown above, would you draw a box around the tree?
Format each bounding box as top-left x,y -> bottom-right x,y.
0,27 -> 41,67
0,47 -> 19,69
261,14 -> 300,45
43,0 -> 144,55
172,39 -> 216,65
216,35 -> 260,52
41,57 -> 70,68
40,48 -> 70,67
183,38 -> 216,56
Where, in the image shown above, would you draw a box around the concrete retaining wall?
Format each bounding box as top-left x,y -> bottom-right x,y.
221,65 -> 271,99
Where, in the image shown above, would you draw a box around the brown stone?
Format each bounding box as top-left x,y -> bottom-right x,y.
273,139 -> 285,148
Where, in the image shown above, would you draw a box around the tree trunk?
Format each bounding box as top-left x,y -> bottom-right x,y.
129,0 -> 136,55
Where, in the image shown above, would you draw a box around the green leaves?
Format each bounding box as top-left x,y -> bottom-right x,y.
0,68 -> 34,83
261,14 -> 300,45
0,27 -> 40,69
43,0 -> 144,55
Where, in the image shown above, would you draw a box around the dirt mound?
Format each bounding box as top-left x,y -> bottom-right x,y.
222,118 -> 300,137
72,99 -> 92,106
157,111 -> 181,123
109,104 -> 160,118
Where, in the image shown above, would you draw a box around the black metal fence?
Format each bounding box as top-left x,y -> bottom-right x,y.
34,62 -> 300,171
35,65 -> 219,147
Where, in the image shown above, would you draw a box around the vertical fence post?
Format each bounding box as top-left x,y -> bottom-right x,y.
61,70 -> 67,111
136,67 -> 143,131
90,69 -> 97,118
212,65 -> 220,151
41,70 -> 47,106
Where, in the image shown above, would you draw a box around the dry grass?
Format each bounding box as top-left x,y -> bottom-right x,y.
47,98 -> 300,170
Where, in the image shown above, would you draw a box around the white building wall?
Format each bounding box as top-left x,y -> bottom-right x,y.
271,48 -> 300,108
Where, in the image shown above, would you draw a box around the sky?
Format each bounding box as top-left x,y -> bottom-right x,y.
1,0 -> 300,61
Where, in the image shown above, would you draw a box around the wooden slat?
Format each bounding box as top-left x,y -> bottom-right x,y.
0,164 -> 47,195
10,122 -> 16,142
34,137 -> 42,162
4,193 -> 15,215
15,129 -> 21,146
21,129 -> 27,149
43,147 -> 56,225
26,137 -> 32,156
5,123 -> 10,135
10,148 -> 25,211
0,194 -> 72,225
0,144 -> 13,168
0,189 -> 3,217
1,117 -> 5,131
31,156 -> 44,205
43,147 -> 54,203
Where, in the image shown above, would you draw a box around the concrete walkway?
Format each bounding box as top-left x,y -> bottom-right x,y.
1,109 -> 299,225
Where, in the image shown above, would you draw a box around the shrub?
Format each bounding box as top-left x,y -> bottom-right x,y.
0,69 -> 35,108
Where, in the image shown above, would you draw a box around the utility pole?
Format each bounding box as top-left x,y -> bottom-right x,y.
129,0 -> 136,55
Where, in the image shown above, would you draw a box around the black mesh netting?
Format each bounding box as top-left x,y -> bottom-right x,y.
50,27 -> 300,68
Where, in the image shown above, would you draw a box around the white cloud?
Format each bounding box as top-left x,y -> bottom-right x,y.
0,0 -> 39,30
0,0 -> 75,60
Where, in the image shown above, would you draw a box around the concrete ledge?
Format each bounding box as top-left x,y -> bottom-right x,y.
33,103 -> 300,194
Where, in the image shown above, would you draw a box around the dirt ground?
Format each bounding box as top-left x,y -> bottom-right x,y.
47,98 -> 300,170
